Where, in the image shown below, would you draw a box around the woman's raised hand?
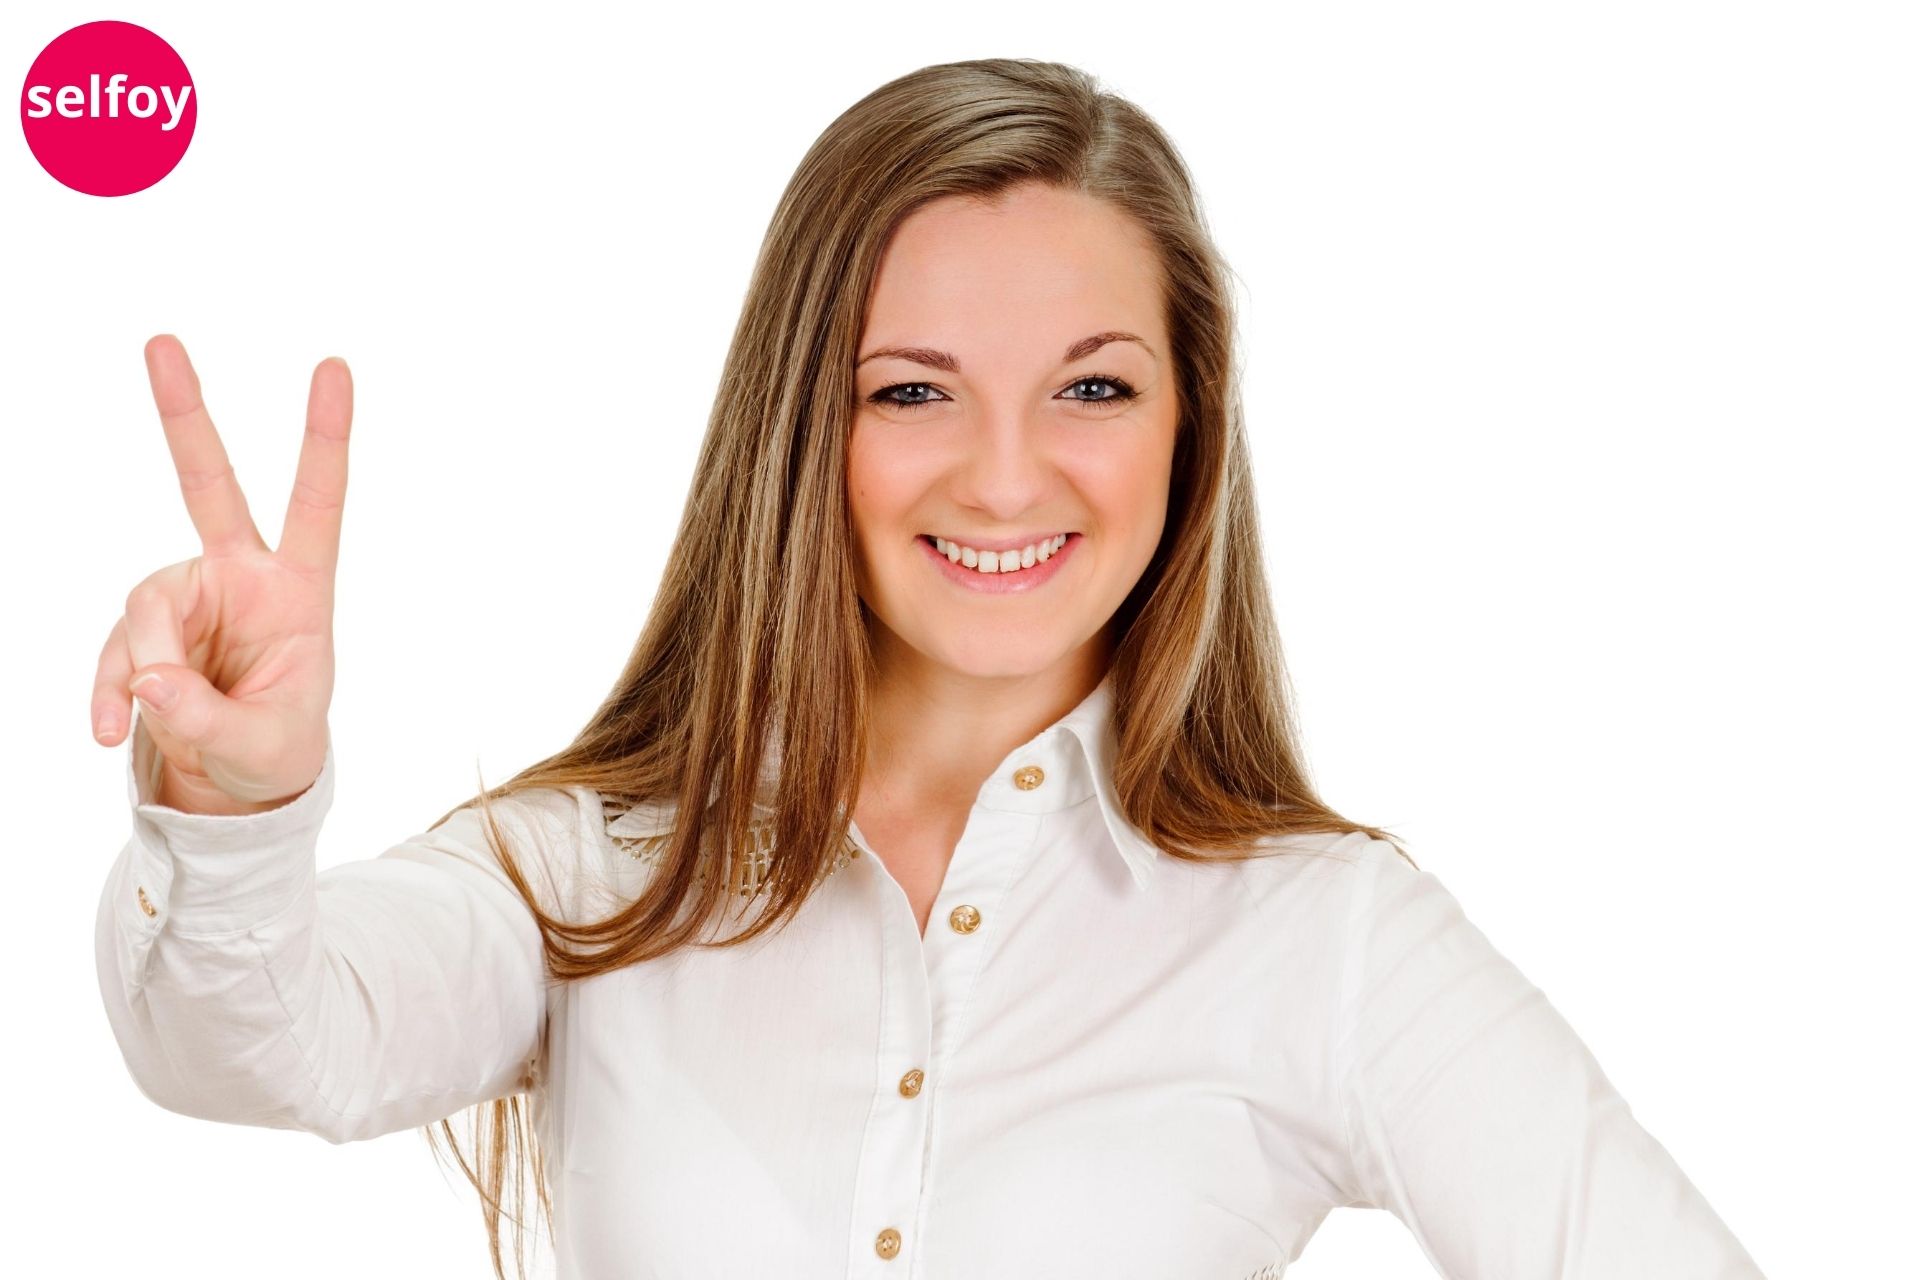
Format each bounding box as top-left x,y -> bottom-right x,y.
92,335 -> 353,815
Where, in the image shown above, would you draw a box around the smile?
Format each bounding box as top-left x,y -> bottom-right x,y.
932,532 -> 1069,572
917,533 -> 1080,595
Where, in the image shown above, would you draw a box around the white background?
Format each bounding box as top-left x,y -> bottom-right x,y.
6,1 -> 1912,1275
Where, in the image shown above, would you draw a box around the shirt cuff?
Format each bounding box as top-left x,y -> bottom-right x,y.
123,715 -> 334,937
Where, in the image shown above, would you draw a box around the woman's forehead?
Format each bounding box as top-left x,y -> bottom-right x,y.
860,191 -> 1167,364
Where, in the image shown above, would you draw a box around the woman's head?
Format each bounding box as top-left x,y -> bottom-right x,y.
431,59 -> 1401,1280
848,180 -> 1180,686
696,56 -> 1249,719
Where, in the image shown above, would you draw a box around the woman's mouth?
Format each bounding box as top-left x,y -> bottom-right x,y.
917,532 -> 1080,594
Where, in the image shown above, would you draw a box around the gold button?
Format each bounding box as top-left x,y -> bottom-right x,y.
136,885 -> 157,918
1012,764 -> 1045,791
875,1226 -> 902,1258
948,903 -> 981,933
898,1068 -> 924,1097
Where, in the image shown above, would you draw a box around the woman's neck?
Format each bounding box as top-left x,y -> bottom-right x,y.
856,630 -> 1113,815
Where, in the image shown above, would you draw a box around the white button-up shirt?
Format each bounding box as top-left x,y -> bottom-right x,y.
96,675 -> 1764,1278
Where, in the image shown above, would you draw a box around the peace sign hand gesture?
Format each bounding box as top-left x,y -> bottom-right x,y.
92,335 -> 352,816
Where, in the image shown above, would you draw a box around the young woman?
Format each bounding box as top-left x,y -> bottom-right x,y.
91,58 -> 1765,1280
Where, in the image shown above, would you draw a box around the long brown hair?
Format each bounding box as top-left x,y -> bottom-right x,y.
420,56 -> 1410,1280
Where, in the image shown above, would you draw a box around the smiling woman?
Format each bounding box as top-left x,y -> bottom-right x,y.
93,55 -> 1765,1280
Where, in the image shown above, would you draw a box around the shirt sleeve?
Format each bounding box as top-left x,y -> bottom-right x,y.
1332,838 -> 1767,1278
94,716 -> 584,1145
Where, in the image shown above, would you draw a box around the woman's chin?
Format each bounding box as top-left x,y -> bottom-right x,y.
906,626 -> 1076,680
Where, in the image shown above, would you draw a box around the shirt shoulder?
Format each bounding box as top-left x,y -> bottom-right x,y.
398,782 -> 628,925
1227,827 -> 1383,931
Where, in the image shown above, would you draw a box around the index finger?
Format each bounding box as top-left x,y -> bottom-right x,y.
143,334 -> 267,554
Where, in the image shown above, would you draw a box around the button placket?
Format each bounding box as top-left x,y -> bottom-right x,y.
902,805 -> 1044,1268
848,742 -> 1076,1274
845,847 -> 936,1275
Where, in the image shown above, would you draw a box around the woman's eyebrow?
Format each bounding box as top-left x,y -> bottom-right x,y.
854,330 -> 1154,373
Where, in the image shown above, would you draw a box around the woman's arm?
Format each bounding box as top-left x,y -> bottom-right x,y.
95,718 -> 573,1144
1333,838 -> 1768,1277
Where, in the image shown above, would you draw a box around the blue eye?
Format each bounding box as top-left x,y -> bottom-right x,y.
869,382 -> 947,412
1061,375 -> 1140,406
865,374 -> 1141,413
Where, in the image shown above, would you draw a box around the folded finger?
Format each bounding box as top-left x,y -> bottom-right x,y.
92,615 -> 134,745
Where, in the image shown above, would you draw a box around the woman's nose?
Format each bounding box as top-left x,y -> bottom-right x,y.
948,410 -> 1056,516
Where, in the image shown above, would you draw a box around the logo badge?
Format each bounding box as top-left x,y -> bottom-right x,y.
20,20 -> 197,196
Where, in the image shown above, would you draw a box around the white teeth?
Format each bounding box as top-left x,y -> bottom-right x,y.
931,534 -> 1070,575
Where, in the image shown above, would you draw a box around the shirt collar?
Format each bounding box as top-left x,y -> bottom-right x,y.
606,671 -> 1160,891
973,671 -> 1159,891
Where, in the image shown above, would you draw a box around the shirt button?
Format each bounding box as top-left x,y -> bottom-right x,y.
1012,764 -> 1045,791
875,1226 -> 902,1258
898,1068 -> 924,1097
948,903 -> 981,933
136,885 -> 157,918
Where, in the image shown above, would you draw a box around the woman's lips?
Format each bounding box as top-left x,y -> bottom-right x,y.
917,532 -> 1080,595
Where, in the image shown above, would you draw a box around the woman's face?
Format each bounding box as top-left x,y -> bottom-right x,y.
847,182 -> 1180,683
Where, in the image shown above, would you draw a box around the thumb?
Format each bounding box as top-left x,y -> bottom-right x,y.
129,664 -> 277,761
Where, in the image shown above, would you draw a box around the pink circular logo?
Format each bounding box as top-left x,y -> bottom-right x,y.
20,21 -> 197,197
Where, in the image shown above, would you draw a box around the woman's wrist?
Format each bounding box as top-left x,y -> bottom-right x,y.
154,762 -> 306,817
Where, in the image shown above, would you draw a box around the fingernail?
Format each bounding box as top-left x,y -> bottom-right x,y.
131,673 -> 177,712
96,710 -> 121,742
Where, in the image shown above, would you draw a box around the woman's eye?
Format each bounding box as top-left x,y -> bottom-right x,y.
1061,375 -> 1139,407
869,382 -> 950,412
865,375 -> 1140,414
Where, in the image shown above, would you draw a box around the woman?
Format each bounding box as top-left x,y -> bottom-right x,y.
91,58 -> 1765,1279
